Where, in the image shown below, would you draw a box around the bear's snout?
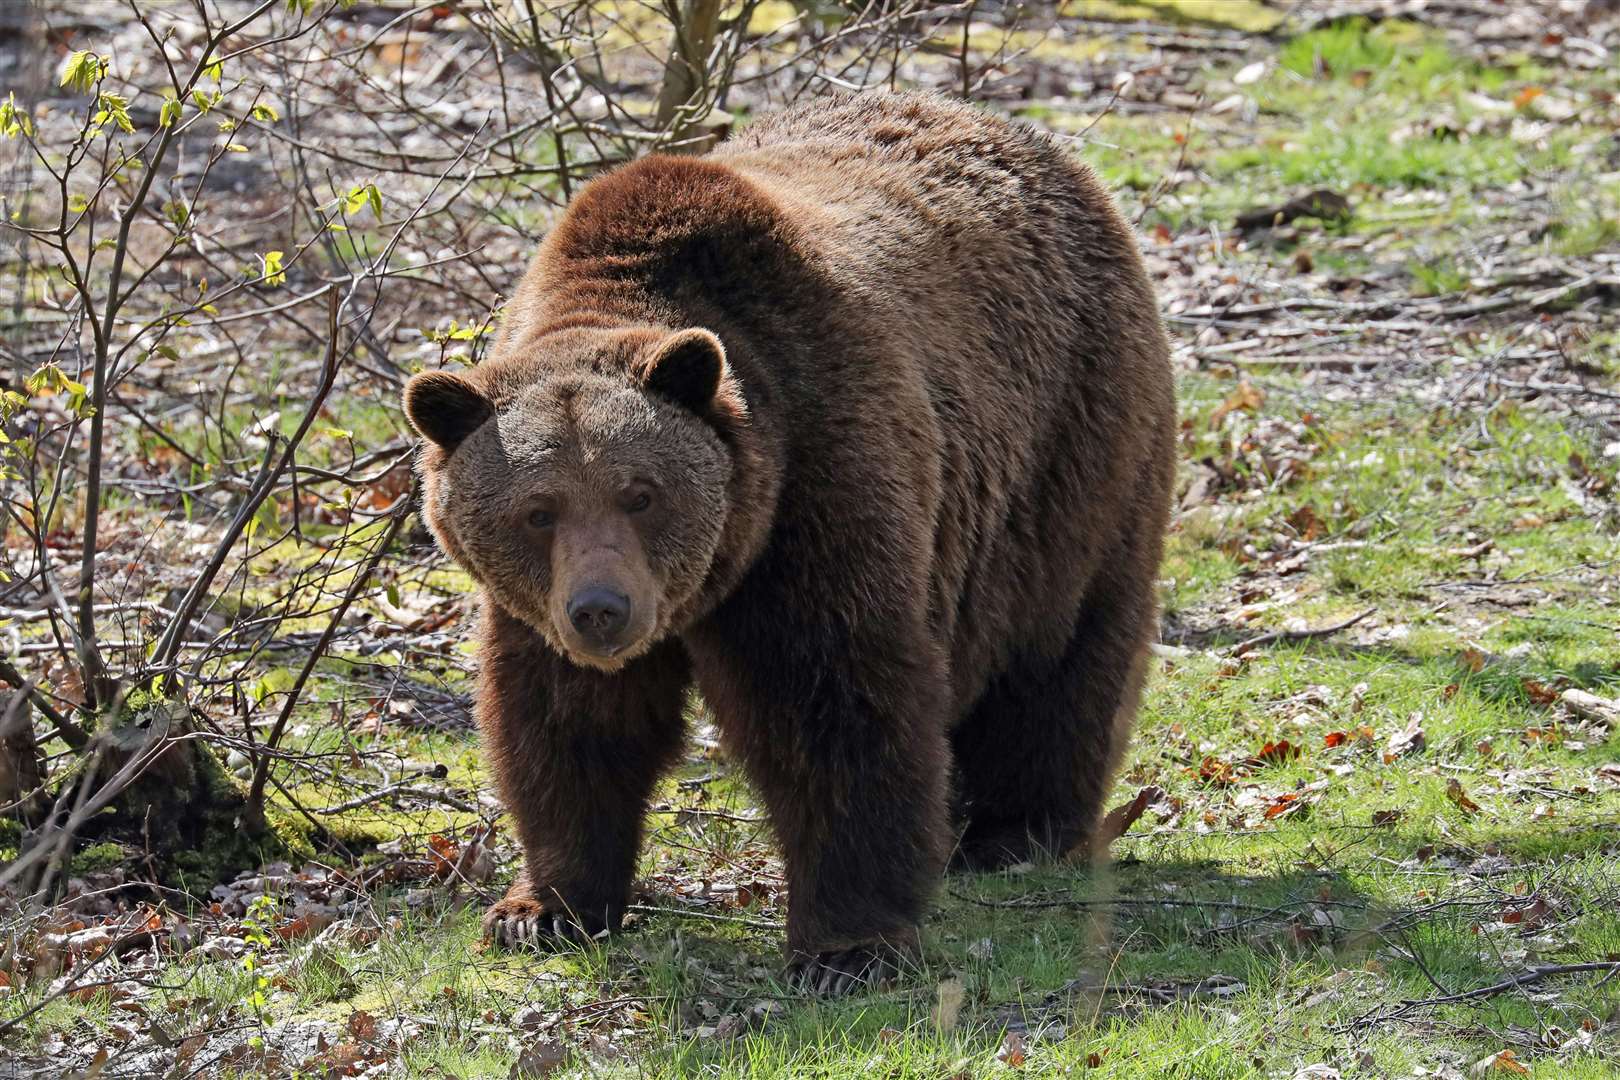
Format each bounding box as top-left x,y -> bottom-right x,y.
566,586 -> 632,652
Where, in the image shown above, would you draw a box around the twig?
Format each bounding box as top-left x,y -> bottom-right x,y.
1227,608 -> 1376,656
951,888 -> 1284,915
1338,962 -> 1620,1032
312,781 -> 479,816
0,658 -> 89,750
626,903 -> 783,930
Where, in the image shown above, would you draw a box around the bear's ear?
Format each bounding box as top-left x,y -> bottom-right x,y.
640,328 -> 726,416
403,371 -> 494,453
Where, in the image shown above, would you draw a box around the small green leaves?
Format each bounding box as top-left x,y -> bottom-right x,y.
344,182 -> 383,219
24,364 -> 91,418
60,51 -> 105,94
159,92 -> 182,129
93,92 -> 135,134
261,250 -> 287,287
250,102 -> 280,123
424,318 -> 494,345
0,93 -> 33,139
191,88 -> 220,113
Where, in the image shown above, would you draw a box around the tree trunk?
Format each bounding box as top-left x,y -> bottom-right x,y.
655,0 -> 725,153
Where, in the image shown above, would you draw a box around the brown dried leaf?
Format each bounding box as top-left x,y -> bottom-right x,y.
510,1038 -> 572,1078
1471,1048 -> 1529,1075
346,1009 -> 378,1043
998,1030 -> 1028,1068
1099,786 -> 1164,845
1446,778 -> 1482,815
1384,713 -> 1426,761
1208,380 -> 1265,429
1522,679 -> 1560,706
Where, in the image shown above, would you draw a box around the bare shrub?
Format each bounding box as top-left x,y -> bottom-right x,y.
0,0 -> 981,907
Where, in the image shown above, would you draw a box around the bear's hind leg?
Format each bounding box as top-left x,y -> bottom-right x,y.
950,572 -> 1155,872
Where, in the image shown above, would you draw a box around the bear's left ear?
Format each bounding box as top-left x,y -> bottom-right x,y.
640,328 -> 726,416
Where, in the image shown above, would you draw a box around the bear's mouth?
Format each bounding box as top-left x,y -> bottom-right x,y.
559,634 -> 653,673
551,601 -> 660,672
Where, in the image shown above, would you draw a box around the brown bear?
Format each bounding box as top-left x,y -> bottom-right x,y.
403,91 -> 1176,995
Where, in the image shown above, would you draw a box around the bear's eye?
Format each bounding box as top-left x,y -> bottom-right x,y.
526,508 -> 556,530
627,491 -> 652,514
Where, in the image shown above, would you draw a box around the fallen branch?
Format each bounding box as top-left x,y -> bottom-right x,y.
626,904 -> 783,930
1227,607 -> 1376,656
949,889 -> 1317,915
1561,689 -> 1620,728
311,782 -> 479,817
1338,961 -> 1620,1032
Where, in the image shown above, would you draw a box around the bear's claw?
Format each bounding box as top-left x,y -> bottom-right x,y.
483,898 -> 600,951
784,945 -> 900,997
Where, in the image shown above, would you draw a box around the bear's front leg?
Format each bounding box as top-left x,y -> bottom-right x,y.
692,584 -> 953,995
476,606 -> 689,950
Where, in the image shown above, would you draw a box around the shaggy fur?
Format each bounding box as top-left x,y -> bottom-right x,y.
404,92 -> 1176,994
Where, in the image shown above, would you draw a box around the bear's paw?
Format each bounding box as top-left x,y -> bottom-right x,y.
784,944 -> 905,997
482,897 -> 606,951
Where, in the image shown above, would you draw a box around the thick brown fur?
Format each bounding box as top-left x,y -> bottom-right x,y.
404,92 -> 1176,993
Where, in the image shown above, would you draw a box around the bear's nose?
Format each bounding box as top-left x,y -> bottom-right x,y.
567,586 -> 631,647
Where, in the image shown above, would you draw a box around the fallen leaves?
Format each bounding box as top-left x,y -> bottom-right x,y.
1383,713 -> 1427,762
1500,895 -> 1555,930
1208,380 -> 1265,430
1471,1048 -> 1530,1076
1098,785 -> 1164,846
997,1030 -> 1028,1068
1511,85 -> 1544,110
1446,778 -> 1484,815
1263,792 -> 1308,820
1521,678 -> 1561,706
1252,739 -> 1303,766
509,1038 -> 572,1078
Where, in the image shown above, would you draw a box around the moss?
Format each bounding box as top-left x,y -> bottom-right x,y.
69,841 -> 126,874
163,742 -> 307,892
1062,0 -> 1285,33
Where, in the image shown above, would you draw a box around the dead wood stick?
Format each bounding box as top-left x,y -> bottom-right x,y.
1340,961 -> 1620,1031
626,903 -> 783,930
1227,607 -> 1376,656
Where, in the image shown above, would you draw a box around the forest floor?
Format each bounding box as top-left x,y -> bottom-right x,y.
3,2 -> 1619,1077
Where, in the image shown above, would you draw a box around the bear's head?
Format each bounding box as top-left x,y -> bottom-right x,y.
403,328 -> 742,672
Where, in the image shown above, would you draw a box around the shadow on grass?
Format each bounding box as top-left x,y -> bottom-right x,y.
601,829 -> 1618,1074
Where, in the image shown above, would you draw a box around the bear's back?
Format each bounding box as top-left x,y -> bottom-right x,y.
715,94 -> 1173,693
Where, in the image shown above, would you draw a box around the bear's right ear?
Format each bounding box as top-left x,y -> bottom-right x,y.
403,371 -> 494,453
